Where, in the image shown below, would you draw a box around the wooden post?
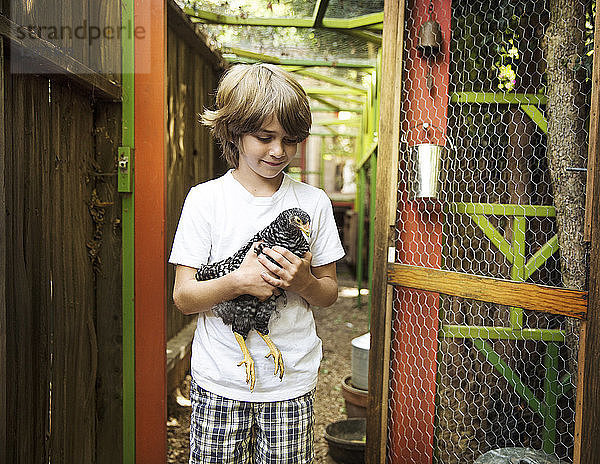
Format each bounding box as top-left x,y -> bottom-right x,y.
574,2 -> 600,459
367,0 -> 405,463
134,0 -> 167,462
0,35 -> 6,464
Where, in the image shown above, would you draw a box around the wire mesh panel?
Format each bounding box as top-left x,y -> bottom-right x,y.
388,0 -> 592,462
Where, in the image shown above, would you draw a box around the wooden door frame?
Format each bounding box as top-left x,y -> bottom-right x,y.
367,1 -> 600,463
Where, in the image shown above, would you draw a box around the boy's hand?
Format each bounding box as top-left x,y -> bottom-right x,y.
233,242 -> 281,301
257,246 -> 314,294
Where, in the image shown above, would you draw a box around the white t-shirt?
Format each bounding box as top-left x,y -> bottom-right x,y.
169,170 -> 345,401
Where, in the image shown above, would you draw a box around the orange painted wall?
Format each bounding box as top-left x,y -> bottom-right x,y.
134,0 -> 167,462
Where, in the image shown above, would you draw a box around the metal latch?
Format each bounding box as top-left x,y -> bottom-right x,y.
118,147 -> 133,193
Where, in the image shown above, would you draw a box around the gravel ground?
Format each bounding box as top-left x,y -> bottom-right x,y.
167,265 -> 369,463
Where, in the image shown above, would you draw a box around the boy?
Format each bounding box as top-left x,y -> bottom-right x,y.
169,63 -> 345,463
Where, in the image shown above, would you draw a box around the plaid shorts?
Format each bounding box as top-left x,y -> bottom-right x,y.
189,378 -> 315,464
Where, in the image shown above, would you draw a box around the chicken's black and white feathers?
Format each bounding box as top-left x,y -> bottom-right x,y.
195,208 -> 311,338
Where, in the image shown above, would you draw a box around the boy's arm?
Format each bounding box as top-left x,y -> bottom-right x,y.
258,246 -> 339,307
173,244 -> 281,315
302,262 -> 338,307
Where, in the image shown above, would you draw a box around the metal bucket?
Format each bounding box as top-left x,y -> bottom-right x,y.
409,143 -> 445,199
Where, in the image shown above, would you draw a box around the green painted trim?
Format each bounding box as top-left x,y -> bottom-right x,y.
305,87 -> 366,96
450,92 -> 547,105
280,65 -> 307,72
309,95 -> 343,110
317,118 -> 362,126
310,106 -> 363,113
357,139 -> 378,170
310,132 -> 358,137
223,49 -> 375,69
184,8 -> 314,27
472,339 -> 542,415
523,234 -> 559,281
368,150 -> 377,316
448,202 -> 556,217
343,29 -> 382,46
366,23 -> 383,31
510,216 -> 526,330
323,125 -> 342,137
557,373 -> 573,397
356,166 -> 366,305
441,325 -> 565,342
322,12 -> 383,29
121,0 -> 135,462
468,213 -> 514,263
520,104 -> 548,134
296,69 -> 367,92
542,343 -> 559,454
184,7 -> 383,30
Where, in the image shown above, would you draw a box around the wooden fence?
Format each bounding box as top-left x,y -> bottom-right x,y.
0,0 -> 224,462
166,2 -> 225,341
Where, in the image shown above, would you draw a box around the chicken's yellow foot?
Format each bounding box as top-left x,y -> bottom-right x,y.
258,333 -> 284,380
235,333 -> 255,391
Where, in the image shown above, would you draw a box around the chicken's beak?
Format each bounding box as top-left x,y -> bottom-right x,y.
300,222 -> 311,239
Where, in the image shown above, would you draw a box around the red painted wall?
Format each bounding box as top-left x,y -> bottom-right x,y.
388,0 -> 452,462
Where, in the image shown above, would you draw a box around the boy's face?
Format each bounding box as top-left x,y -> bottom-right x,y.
238,117 -> 298,181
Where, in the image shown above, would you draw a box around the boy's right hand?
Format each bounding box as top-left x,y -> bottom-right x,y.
233,242 -> 280,301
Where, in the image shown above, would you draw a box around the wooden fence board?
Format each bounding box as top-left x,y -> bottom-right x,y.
89,0 -> 121,81
0,15 -> 121,100
93,101 -> 123,464
166,24 -> 222,340
0,35 -> 6,464
387,263 -> 588,319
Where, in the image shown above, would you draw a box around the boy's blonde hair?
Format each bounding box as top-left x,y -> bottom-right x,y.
201,63 -> 312,168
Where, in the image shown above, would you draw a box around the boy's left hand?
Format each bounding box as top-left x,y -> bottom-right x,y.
257,246 -> 314,294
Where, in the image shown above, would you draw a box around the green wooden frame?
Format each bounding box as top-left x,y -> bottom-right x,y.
121,0 -> 135,461
442,202 -> 568,455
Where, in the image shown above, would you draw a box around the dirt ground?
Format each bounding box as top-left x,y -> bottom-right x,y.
166,264 -> 369,463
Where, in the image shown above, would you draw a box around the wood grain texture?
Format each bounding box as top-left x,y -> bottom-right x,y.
366,1 -> 405,463
93,101 -> 123,464
387,263 -> 588,319
585,0 -> 600,241
0,14 -> 120,100
165,24 -> 222,341
574,2 -> 600,459
0,36 -> 6,464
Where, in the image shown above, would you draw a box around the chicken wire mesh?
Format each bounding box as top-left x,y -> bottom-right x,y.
389,0 -> 592,463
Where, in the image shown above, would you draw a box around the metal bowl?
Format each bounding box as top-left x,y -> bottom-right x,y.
324,418 -> 366,464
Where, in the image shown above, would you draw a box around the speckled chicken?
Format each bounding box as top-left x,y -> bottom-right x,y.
194,208 -> 311,390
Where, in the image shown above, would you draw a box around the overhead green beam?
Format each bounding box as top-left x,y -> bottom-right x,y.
310,106 -> 362,113
310,132 -> 358,137
223,48 -> 375,69
281,65 -> 307,73
343,29 -> 382,46
296,69 -> 367,92
309,94 -> 343,110
317,118 -> 362,126
184,7 -> 383,30
305,87 -> 365,96
312,0 -> 330,27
